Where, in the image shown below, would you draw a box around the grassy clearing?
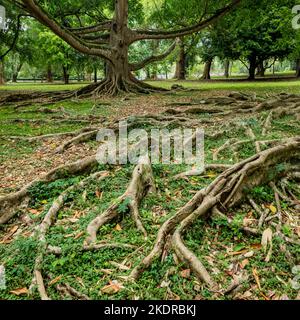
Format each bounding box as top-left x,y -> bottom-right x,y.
0,82 -> 299,300
0,78 -> 300,95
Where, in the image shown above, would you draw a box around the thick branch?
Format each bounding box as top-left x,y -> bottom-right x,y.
67,21 -> 112,34
131,0 -> 241,42
20,0 -> 112,61
130,42 -> 176,71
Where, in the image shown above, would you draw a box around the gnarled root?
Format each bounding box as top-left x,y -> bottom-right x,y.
130,137 -> 300,288
0,155 -> 98,225
85,156 -> 156,245
30,171 -> 109,300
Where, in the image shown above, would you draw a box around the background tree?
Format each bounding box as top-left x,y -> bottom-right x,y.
5,0 -> 241,96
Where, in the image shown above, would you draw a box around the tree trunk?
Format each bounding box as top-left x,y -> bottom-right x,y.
296,59 -> 300,78
201,58 -> 212,80
94,67 -> 98,83
174,38 -> 186,80
248,54 -> 257,80
93,0 -> 154,94
12,62 -> 23,83
47,65 -> 53,83
145,67 -> 151,80
224,59 -> 230,78
256,61 -> 265,77
62,66 -> 69,84
0,59 -> 5,85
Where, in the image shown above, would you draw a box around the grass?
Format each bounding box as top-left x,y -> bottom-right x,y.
0,77 -> 300,95
0,81 -> 299,300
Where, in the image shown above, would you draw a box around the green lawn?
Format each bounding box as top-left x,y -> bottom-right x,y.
1,78 -> 299,95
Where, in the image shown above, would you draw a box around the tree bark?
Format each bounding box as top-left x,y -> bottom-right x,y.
94,67 -> 98,83
296,59 -> 300,78
256,61 -> 265,77
174,38 -> 186,80
248,54 -> 257,80
12,62 -> 23,83
0,59 -> 5,85
47,65 -> 53,83
62,66 -> 70,84
201,58 -> 213,80
224,59 -> 230,78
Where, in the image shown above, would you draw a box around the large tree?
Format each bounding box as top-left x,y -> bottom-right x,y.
6,0 -> 241,96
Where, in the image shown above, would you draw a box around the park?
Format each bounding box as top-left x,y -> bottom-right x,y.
0,0 -> 299,301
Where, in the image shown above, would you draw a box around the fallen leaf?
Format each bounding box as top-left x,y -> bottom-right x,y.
206,172 -> 217,178
10,287 -> 28,296
74,231 -> 84,240
29,209 -> 40,215
228,249 -> 248,256
268,205 -> 277,214
244,251 -> 254,258
250,243 -> 262,250
240,259 -> 249,269
160,280 -> 170,288
260,292 -> 270,300
180,269 -> 191,279
49,275 -> 62,286
114,224 -> 122,231
252,268 -> 262,291
95,189 -> 102,198
0,225 -> 19,243
261,228 -> 273,262
101,280 -> 123,294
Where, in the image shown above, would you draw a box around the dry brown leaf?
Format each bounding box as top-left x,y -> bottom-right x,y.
260,292 -> 270,300
101,280 -> 123,295
74,231 -> 84,240
49,275 -> 62,286
180,269 -> 191,279
261,228 -> 273,251
228,249 -> 249,256
0,225 -> 19,243
240,259 -> 249,269
95,189 -> 102,198
10,287 -> 29,296
114,224 -> 122,231
251,243 -> 262,250
252,268 -> 262,291
28,209 -> 41,215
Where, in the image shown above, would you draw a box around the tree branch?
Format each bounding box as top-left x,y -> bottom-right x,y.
0,14 -> 30,60
67,21 -> 112,35
131,0 -> 241,42
20,0 -> 112,61
130,42 -> 177,71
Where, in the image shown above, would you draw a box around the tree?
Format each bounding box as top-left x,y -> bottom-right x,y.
215,0 -> 296,80
6,0 -> 241,96
0,2 -> 24,84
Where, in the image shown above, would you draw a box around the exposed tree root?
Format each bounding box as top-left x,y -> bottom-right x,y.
55,282 -> 91,300
0,78 -> 168,108
83,242 -> 137,252
174,164 -> 232,180
0,155 -> 99,224
30,171 -> 109,300
55,130 -> 99,154
2,127 -> 99,142
130,137 -> 300,288
85,156 -> 156,245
